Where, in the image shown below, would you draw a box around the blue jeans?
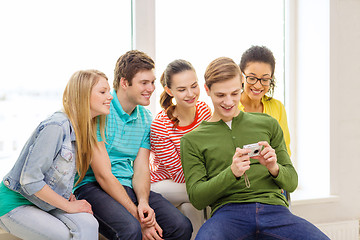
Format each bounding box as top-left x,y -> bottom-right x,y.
0,205 -> 98,240
196,203 -> 330,240
75,182 -> 192,240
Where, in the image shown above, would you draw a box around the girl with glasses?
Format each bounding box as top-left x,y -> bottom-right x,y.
239,45 -> 291,155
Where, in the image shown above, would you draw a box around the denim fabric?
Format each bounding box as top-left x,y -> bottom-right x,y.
0,205 -> 98,240
75,182 -> 192,240
195,203 -> 330,240
151,180 -> 203,240
2,112 -> 76,211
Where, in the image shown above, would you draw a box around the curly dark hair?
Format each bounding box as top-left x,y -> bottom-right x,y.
239,45 -> 276,99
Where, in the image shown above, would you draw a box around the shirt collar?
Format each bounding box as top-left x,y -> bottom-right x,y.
239,97 -> 266,113
233,110 -> 244,122
111,90 -> 139,121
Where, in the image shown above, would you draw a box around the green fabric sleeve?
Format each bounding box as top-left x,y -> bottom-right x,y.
269,118 -> 298,192
181,137 -> 239,210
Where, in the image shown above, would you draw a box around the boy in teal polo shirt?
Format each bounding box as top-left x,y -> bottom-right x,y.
180,57 -> 329,240
75,50 -> 192,240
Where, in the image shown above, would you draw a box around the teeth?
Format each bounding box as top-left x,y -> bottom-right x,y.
222,106 -> 232,109
252,89 -> 262,93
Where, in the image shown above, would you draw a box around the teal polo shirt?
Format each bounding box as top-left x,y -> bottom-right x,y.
75,90 -> 152,190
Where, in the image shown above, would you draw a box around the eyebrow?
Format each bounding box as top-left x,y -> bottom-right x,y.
248,72 -> 271,77
176,81 -> 198,89
141,79 -> 156,82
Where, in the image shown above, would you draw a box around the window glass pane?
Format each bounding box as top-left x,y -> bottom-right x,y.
155,0 -> 285,113
0,0 -> 132,178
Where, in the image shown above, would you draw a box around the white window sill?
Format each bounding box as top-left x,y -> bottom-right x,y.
291,189 -> 339,206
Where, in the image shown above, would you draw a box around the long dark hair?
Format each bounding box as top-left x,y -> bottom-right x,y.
160,59 -> 195,129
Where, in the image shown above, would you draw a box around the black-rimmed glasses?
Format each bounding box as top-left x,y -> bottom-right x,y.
242,73 -> 273,86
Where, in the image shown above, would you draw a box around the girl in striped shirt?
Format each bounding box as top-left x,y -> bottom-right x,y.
150,59 -> 211,238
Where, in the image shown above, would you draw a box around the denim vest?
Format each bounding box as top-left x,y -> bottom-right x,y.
2,112 -> 76,211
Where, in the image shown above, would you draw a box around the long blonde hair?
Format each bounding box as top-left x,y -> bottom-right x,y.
62,70 -> 108,186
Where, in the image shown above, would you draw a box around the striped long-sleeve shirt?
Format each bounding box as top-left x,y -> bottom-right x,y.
150,101 -> 211,183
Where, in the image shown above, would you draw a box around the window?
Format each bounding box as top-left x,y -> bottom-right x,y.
154,0 -> 331,200
285,0 -> 330,200
0,0 -> 132,178
155,0 -> 285,112
0,0 -> 331,201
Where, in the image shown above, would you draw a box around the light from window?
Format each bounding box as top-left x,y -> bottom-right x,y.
0,0 -> 132,178
155,0 -> 285,112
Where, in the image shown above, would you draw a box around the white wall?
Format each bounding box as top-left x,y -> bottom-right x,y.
291,0 -> 360,224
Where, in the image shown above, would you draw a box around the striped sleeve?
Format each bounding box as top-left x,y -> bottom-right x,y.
150,118 -> 185,183
150,102 -> 211,183
197,101 -> 212,122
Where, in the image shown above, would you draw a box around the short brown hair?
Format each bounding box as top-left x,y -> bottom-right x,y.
204,57 -> 240,90
113,50 -> 155,90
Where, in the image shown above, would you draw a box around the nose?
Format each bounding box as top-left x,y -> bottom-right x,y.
254,80 -> 263,88
187,89 -> 194,97
108,93 -> 113,100
223,95 -> 233,106
147,83 -> 155,93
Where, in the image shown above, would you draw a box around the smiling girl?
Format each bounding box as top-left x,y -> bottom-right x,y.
149,59 -> 211,238
239,46 -> 291,155
0,70 -> 112,240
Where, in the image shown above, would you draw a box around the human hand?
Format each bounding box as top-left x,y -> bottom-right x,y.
231,147 -> 251,178
65,199 -> 93,214
252,141 -> 279,177
68,193 -> 76,202
141,223 -> 163,240
138,201 -> 156,228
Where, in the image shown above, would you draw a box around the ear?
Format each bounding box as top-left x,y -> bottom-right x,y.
164,86 -> 173,97
204,83 -> 210,96
240,73 -> 245,84
120,77 -> 129,89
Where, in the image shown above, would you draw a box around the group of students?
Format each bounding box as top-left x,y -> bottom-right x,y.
0,46 -> 330,240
